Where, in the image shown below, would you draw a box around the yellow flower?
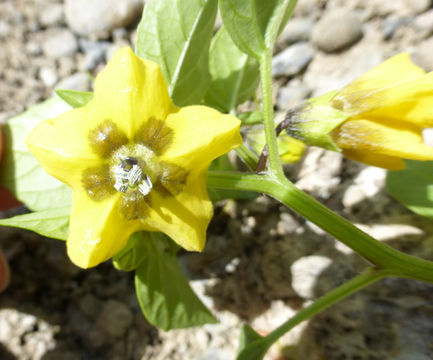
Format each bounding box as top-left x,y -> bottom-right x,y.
26,47 -> 241,268
288,53 -> 433,170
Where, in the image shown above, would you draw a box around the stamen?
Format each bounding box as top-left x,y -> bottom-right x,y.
114,179 -> 128,193
128,165 -> 142,184
138,175 -> 153,196
113,158 -> 153,197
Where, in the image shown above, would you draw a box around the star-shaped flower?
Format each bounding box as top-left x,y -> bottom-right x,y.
26,47 -> 241,268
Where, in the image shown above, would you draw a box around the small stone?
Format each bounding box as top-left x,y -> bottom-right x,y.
382,17 -> 410,40
278,18 -> 314,45
0,20 -> 10,39
42,29 -> 78,59
78,294 -> 103,320
406,0 -> 432,15
412,38 -> 433,71
277,83 -> 311,110
272,42 -> 314,77
25,41 -> 42,56
96,300 -> 133,338
65,0 -> 144,38
56,72 -> 90,92
38,4 -> 64,27
342,166 -> 386,208
414,9 -> 433,38
39,67 -> 58,87
78,40 -> 110,71
291,255 -> 333,299
312,9 -> 363,53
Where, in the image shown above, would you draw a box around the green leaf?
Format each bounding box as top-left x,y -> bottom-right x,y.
135,233 -> 217,330
237,324 -> 269,360
0,96 -> 73,211
219,0 -> 297,58
113,232 -> 150,272
0,206 -> 70,240
55,89 -> 93,108
386,160 -> 433,218
135,0 -> 218,106
204,26 -> 259,113
239,111 -> 263,125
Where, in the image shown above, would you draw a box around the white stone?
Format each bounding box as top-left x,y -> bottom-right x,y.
39,66 -> 58,87
312,9 -> 363,53
291,255 -> 333,299
65,0 -> 144,38
42,29 -> 78,59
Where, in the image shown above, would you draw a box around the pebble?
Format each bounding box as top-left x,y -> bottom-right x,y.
64,0 -> 144,38
38,3 -> 64,27
414,9 -> 433,38
96,300 -> 134,338
278,17 -> 314,45
272,42 -> 314,77
412,38 -> 433,71
55,72 -> 90,92
342,166 -> 386,208
406,0 -> 432,15
39,66 -> 58,87
291,255 -> 333,299
312,9 -> 363,53
0,20 -> 10,39
25,41 -> 42,56
382,16 -> 410,40
42,28 -> 78,58
277,82 -> 311,110
79,41 -> 110,71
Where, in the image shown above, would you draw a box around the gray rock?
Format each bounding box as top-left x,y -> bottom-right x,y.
272,42 -> 314,77
39,66 -> 58,87
42,28 -> 78,58
0,20 -> 10,39
414,9 -> 433,37
382,16 -> 411,40
412,38 -> 433,71
278,18 -> 314,45
406,0 -> 432,15
312,9 -> 363,53
78,40 -> 110,71
65,0 -> 144,38
56,72 -> 90,92
291,255 -> 333,299
96,300 -> 134,338
277,83 -> 311,110
38,3 -> 64,27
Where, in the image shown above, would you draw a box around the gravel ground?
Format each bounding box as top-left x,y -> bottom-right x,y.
1,0 -> 433,359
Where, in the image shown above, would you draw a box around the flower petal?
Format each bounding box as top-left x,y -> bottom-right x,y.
335,54 -> 433,126
92,47 -> 177,139
26,108 -> 102,189
67,191 -> 138,268
333,118 -> 433,162
341,149 -> 405,170
140,171 -> 212,252
160,106 -> 241,171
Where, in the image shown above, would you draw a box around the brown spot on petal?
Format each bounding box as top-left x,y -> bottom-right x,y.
134,117 -> 173,155
155,162 -> 188,197
119,192 -> 150,220
88,119 -> 128,158
82,165 -> 115,201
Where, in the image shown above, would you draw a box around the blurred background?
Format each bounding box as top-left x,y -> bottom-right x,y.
0,0 -> 433,359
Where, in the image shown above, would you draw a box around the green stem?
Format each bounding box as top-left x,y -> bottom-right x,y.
235,144 -> 259,171
237,268 -> 389,360
207,171 -> 433,283
267,268 -> 387,342
259,50 -> 283,177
